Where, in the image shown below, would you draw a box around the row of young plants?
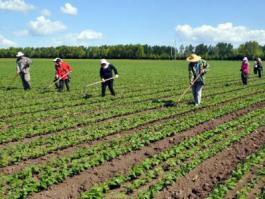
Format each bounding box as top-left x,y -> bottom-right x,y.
0,79 -> 187,130
236,167 -> 265,198
0,80 -> 263,146
256,187 -> 265,199
0,78 -> 183,116
1,92 -> 265,198
1,85 -> 264,167
0,74 -> 242,127
135,119 -> 265,199
0,81 -> 186,131
0,72 -> 235,110
208,145 -> 265,199
80,108 -> 265,198
0,79 -> 262,146
0,71 -> 246,122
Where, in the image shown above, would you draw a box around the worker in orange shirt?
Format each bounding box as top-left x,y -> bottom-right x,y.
53,58 -> 72,92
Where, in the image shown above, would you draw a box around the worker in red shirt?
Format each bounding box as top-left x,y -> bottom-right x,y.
53,58 -> 72,92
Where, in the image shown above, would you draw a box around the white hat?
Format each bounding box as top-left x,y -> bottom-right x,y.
53,57 -> 61,62
16,51 -> 24,57
100,59 -> 108,65
243,57 -> 248,62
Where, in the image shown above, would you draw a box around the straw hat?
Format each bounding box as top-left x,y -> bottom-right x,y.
16,51 -> 24,57
186,54 -> 201,62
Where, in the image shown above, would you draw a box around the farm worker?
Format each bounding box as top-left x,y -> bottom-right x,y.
53,58 -> 72,92
256,57 -> 263,78
241,57 -> 250,85
16,51 -> 32,90
186,54 -> 209,107
100,59 -> 118,97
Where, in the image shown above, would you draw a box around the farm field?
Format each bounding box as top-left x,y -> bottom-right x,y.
0,59 -> 265,199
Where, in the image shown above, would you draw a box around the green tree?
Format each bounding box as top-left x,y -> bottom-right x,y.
238,41 -> 263,60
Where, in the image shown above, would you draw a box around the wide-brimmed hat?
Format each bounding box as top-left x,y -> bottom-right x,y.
16,51 -> 24,57
53,58 -> 62,62
186,54 -> 201,62
100,59 -> 109,65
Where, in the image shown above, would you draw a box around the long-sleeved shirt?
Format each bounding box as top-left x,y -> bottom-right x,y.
257,61 -> 263,69
56,62 -> 72,80
16,56 -> 32,74
188,59 -> 209,84
241,62 -> 250,75
100,64 -> 118,79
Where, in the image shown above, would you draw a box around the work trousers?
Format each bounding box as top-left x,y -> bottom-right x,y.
58,79 -> 70,92
101,80 -> 115,97
192,81 -> 203,105
19,72 -> 31,90
257,69 -> 262,78
241,73 -> 248,85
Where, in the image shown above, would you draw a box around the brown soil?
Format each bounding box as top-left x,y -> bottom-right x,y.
27,100 -> 265,199
247,176 -> 265,199
2,95 -> 265,176
0,76 -> 251,133
0,82 -> 260,150
156,127 -> 265,199
224,161 -> 265,199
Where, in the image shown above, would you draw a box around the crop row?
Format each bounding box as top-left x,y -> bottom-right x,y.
1,76 -> 255,130
0,81 -> 263,146
79,108 -> 265,198
0,73 -> 238,108
1,73 -> 215,111
1,85 -> 265,167
208,144 -> 265,199
1,92 -> 265,198
0,74 -> 245,122
135,119 -> 265,199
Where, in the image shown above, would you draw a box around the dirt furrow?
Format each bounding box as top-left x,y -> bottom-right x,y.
27,100 -> 265,199
156,127 -> 265,199
2,96 -> 265,176
247,176 -> 265,199
224,162 -> 265,199
0,86 -> 262,151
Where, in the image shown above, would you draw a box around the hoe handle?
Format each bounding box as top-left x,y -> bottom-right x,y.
48,71 -> 71,89
177,72 -> 203,103
85,76 -> 117,88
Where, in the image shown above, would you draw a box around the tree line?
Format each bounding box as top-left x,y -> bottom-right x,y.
0,41 -> 264,60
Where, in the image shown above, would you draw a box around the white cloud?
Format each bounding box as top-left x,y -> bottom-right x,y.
28,16 -> 66,36
0,34 -> 17,47
0,0 -> 34,12
55,29 -> 103,45
76,30 -> 103,41
175,23 -> 265,45
60,3 -> 77,15
41,9 -> 51,17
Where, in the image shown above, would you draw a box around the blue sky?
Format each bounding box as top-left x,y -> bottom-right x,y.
0,0 -> 265,47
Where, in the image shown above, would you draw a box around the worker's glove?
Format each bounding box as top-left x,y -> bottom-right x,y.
190,81 -> 193,85
115,74 -> 119,78
55,75 -> 59,79
102,78 -> 105,82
